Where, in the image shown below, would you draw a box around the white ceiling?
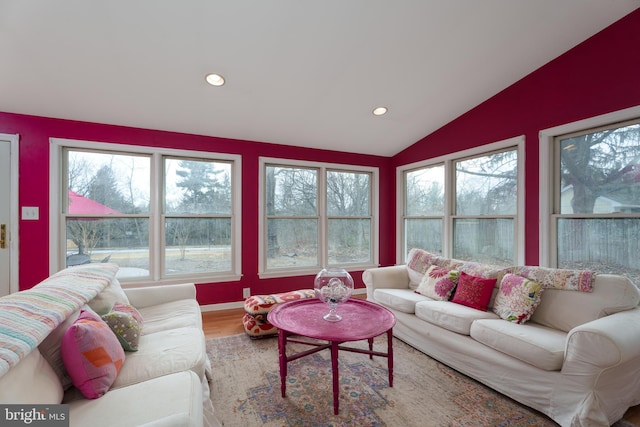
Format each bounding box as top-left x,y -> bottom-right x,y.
1,1 -> 638,157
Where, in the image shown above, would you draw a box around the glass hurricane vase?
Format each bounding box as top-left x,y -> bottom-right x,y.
314,268 -> 354,322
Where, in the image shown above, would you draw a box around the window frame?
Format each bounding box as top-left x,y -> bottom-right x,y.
50,138 -> 242,285
402,163 -> 446,254
539,105 -> 640,267
258,157 -> 379,278
397,135 -> 525,265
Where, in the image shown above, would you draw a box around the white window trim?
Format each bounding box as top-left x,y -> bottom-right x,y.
49,137 -> 242,285
396,135 -> 525,265
539,104 -> 640,267
258,156 -> 379,279
1,133 -> 20,294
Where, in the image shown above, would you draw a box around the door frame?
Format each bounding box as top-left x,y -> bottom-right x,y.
1,133 -> 20,294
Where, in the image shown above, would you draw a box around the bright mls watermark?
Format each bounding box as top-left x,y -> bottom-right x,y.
1,405 -> 68,426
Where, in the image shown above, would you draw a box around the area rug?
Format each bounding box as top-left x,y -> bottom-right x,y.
207,333 -> 566,427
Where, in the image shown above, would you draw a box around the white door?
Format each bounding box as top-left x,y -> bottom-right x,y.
0,134 -> 19,296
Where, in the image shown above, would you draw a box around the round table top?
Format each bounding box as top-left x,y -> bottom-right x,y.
268,298 -> 396,342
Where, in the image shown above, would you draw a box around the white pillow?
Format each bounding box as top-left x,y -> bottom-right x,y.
88,278 -> 130,315
415,265 -> 460,301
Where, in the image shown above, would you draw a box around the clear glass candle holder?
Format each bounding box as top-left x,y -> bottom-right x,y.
314,267 -> 354,322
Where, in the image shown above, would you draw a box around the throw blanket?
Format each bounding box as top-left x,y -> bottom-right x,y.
406,249 -> 594,293
0,263 -> 118,377
512,266 -> 594,292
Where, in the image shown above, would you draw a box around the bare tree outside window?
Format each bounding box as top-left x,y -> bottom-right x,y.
556,121 -> 640,284
264,163 -> 375,271
454,149 -> 517,265
63,148 -> 237,280
265,165 -> 318,269
164,158 -> 233,275
404,165 -> 445,254
65,150 -> 150,273
327,171 -> 371,264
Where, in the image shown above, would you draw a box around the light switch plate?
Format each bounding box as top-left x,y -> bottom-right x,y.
22,206 -> 39,220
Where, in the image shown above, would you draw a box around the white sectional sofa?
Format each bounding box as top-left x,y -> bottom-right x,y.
363,249 -> 640,427
0,263 -> 219,427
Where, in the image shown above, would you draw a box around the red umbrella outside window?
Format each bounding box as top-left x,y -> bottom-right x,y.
66,190 -> 120,264
67,190 -> 120,215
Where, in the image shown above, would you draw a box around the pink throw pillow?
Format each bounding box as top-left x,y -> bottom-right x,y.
451,271 -> 497,311
61,309 -> 125,399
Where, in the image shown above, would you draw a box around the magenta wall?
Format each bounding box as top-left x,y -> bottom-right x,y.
392,9 -> 640,265
3,9 -> 639,304
0,112 -> 393,304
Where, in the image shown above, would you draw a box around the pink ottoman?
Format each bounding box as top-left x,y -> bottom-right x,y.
242,290 -> 316,338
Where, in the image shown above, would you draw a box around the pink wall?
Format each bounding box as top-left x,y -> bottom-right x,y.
0,112 -> 393,304
392,9 -> 640,265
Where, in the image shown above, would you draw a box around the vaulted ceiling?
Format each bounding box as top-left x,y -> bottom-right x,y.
1,1 -> 638,156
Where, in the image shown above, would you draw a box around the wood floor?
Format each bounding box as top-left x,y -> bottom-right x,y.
201,306 -> 640,425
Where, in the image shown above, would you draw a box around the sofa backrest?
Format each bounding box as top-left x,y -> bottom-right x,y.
530,274 -> 640,332
405,248 -> 640,331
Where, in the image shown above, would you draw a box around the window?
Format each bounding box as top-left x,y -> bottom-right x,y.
163,157 -> 233,276
51,139 -> 241,283
551,119 -> 640,284
404,165 -> 445,254
260,158 -> 378,276
399,136 -> 523,265
453,150 -> 518,265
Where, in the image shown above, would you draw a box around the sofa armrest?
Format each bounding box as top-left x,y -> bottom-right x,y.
562,307 -> 640,374
362,265 -> 410,301
124,283 -> 196,309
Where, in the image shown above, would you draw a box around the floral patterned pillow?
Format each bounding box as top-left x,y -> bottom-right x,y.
406,248 -> 438,289
415,265 -> 460,301
493,273 -> 545,324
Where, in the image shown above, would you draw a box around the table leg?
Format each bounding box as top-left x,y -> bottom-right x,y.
387,329 -> 393,387
331,341 -> 339,415
278,330 -> 288,397
368,337 -> 374,359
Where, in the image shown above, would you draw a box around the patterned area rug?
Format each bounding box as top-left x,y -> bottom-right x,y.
208,333 -> 565,427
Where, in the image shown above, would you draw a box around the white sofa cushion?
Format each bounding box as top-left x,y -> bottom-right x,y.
137,299 -> 202,335
67,370 -> 203,427
373,288 -> 431,313
470,319 -> 567,371
112,327 -> 206,389
0,349 -> 63,403
415,300 -> 499,335
531,274 -> 640,332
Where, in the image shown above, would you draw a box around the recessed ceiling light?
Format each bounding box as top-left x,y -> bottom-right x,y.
372,106 -> 388,116
205,73 -> 225,86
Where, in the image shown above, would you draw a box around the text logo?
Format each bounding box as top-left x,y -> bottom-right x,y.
1,405 -> 69,426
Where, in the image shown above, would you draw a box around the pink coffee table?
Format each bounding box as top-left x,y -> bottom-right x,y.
267,298 -> 396,415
